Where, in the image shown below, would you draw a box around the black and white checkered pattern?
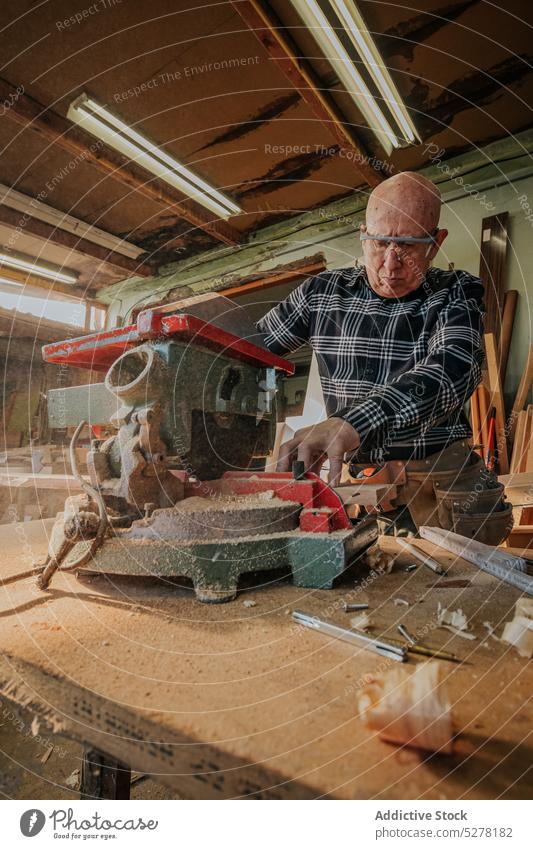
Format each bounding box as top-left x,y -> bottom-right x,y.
257,265 -> 485,461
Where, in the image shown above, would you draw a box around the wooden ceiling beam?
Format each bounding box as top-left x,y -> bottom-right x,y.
0,77 -> 240,247
0,204 -> 153,279
231,0 -> 384,188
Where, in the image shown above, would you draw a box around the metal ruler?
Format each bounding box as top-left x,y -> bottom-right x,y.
419,526 -> 533,596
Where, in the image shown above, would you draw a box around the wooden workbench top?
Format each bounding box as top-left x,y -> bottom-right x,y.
0,520 -> 531,799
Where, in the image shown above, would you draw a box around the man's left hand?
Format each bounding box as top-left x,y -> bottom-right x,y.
277,417 -> 360,486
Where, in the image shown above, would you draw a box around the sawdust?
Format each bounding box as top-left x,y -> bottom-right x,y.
171,492 -> 279,512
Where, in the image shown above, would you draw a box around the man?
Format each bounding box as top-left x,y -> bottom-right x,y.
257,172 -> 511,542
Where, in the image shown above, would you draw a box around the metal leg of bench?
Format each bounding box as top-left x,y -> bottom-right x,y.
80,747 -> 132,799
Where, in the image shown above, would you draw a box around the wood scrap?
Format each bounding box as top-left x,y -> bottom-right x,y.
510,411 -> 528,473
499,289 -> 518,384
357,662 -> 454,754
40,746 -> 54,764
501,601 -> 533,658
509,342 -> 533,440
484,332 -> 509,473
469,389 -> 482,457
65,768 -> 80,788
477,384 -> 490,456
364,542 -> 394,574
440,625 -> 477,641
350,612 -> 371,630
478,213 -> 509,340
437,602 -> 469,632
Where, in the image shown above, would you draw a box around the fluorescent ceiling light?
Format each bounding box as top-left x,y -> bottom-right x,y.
0,251 -> 78,285
68,94 -> 242,220
330,0 -> 419,144
289,0 -> 419,153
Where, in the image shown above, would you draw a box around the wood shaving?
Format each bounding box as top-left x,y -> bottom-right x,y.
515,598 -> 533,620
358,662 -> 454,754
40,746 -> 54,765
437,602 -> 469,631
350,612 -> 371,631
483,621 -> 501,642
502,616 -> 533,658
65,769 -> 80,788
440,624 -> 476,640
365,544 -> 394,574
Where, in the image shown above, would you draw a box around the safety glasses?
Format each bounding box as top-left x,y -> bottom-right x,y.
360,226 -> 438,260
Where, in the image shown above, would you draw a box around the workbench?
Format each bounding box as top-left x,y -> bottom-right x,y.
0,519 -> 531,800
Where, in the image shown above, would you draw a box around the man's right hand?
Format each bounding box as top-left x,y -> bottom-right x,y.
277,417 -> 360,486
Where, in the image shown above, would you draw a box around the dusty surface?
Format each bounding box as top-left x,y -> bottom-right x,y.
0,519 -> 531,799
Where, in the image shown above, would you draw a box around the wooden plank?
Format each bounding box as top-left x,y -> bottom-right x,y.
510,411 -> 527,473
520,407 -> 533,474
469,389 -> 482,457
477,384 -> 490,455
506,525 -> 533,549
510,343 -> 533,439
497,470 -> 533,507
0,77 -> 239,247
231,0 -> 383,187
499,289 -> 518,384
484,333 -> 509,473
527,424 -> 533,474
478,213 -> 509,341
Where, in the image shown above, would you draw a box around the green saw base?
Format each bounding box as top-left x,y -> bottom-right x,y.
68,527 -> 375,603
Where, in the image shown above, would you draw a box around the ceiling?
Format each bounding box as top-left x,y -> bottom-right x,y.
0,0 -> 531,296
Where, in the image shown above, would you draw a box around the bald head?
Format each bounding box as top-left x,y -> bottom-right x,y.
366,172 -> 442,235
361,172 -> 447,299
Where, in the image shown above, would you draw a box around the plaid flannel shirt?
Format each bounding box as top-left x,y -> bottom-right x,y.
257,265 -> 485,462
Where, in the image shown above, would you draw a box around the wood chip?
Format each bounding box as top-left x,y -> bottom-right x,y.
350,612 -> 371,631
502,616 -> 533,658
440,624 -> 477,641
437,602 -> 469,631
65,769 -> 80,788
358,662 -> 454,754
40,746 -> 54,764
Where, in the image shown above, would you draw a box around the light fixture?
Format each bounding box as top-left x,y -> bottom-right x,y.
288,0 -> 420,153
330,0 -> 419,144
68,94 -> 242,220
0,251 -> 78,285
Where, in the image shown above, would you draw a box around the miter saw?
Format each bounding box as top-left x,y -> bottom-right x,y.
39,295 -> 380,603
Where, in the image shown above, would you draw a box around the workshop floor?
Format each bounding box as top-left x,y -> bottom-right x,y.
0,718 -> 176,799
